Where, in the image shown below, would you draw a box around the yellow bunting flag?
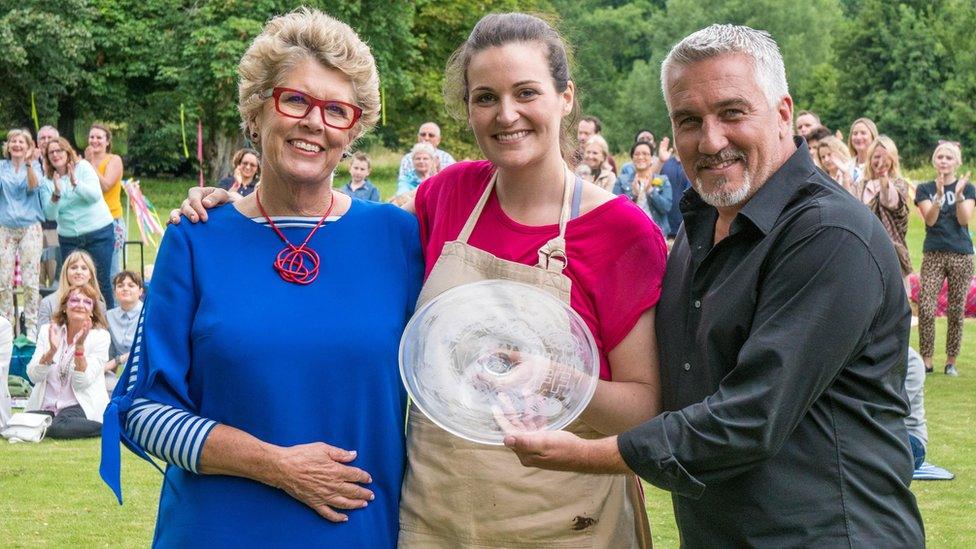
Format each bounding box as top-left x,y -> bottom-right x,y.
30,93 -> 39,133
180,104 -> 190,158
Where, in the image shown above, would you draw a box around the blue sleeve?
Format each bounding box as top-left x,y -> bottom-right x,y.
397,153 -> 411,180
39,177 -> 58,220
73,162 -> 105,203
100,224 -> 217,504
397,172 -> 417,196
614,170 -> 635,197
648,176 -> 673,215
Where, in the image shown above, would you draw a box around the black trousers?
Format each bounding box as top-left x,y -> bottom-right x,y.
32,404 -> 101,439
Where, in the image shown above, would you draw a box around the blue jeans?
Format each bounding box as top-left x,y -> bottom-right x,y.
909,434 -> 926,470
59,222 -> 115,309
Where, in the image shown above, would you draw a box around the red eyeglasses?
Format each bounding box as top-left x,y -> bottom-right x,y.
262,87 -> 363,130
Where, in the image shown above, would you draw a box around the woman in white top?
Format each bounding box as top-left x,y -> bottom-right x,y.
25,284 -> 110,438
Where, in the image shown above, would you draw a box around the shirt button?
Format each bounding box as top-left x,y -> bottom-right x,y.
694,299 -> 701,308
683,362 -> 691,371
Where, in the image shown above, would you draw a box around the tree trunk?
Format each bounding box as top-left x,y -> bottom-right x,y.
57,96 -> 78,151
209,128 -> 240,184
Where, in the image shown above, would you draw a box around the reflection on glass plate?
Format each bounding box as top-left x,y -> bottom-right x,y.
400,280 -> 599,445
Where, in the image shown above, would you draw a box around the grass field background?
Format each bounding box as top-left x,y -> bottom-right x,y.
3,155 -> 975,546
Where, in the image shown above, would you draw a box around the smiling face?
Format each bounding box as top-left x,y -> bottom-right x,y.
257,57 -> 357,188
666,53 -> 794,210
65,289 -> 95,324
87,127 -> 109,154
850,122 -> 872,154
46,142 -> 69,171
6,134 -> 29,160
114,276 -> 143,308
583,141 -> 605,171
466,42 -> 573,172
238,152 -> 259,180
870,145 -> 891,178
413,152 -> 433,176
65,259 -> 92,288
632,142 -> 655,171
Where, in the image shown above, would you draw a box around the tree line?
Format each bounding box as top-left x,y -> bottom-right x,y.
1,0 -> 972,179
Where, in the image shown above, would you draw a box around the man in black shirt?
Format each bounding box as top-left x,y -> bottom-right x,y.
505,24 -> 924,546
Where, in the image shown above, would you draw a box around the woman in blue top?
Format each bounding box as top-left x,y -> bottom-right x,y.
618,141 -> 672,235
99,8 -> 423,547
0,128 -> 45,338
914,141 -> 974,377
41,137 -> 117,308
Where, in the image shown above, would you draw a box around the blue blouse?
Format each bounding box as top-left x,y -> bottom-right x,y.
0,159 -> 44,228
101,200 -> 423,547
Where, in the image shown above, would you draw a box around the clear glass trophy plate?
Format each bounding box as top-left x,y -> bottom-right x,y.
400,280 -> 599,445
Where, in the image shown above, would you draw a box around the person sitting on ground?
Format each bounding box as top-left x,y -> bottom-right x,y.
338,152 -> 380,202
579,134 -> 616,192
218,148 -> 261,198
396,122 -> 455,190
816,136 -> 857,194
25,285 -> 110,439
794,110 -> 820,137
392,142 -> 438,205
36,250 -> 107,338
104,270 -> 143,392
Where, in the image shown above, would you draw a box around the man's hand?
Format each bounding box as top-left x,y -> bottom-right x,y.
503,432 -> 632,475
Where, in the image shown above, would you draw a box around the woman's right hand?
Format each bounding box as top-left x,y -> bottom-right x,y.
42,324 -> 59,363
270,442 -> 374,523
168,187 -> 231,224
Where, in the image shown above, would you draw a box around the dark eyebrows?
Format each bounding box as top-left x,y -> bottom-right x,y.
670,97 -> 753,120
470,80 -> 544,94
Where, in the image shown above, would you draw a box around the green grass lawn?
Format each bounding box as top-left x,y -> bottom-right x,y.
7,164 -> 972,546
1,321 -> 973,547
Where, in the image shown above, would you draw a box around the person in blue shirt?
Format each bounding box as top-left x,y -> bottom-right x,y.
0,128 -> 45,337
100,9 -> 423,547
393,142 -> 437,202
339,152 -> 381,202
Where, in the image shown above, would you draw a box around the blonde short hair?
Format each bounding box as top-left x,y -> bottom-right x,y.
862,135 -> 902,181
3,129 -> 39,189
932,141 -> 962,167
237,7 -> 380,146
584,134 -> 610,162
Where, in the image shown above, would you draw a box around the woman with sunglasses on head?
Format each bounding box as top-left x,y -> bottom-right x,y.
858,135 -> 913,289
175,13 -> 664,548
915,141 -> 974,377
25,284 -> 110,439
40,138 -> 116,308
217,148 -> 261,198
0,129 -> 45,338
100,9 -> 421,547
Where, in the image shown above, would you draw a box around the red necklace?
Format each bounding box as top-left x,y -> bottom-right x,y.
255,189 -> 337,285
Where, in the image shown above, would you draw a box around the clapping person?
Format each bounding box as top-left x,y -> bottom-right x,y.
859,136 -> 913,286
85,123 -> 126,277
37,250 -> 107,335
579,134 -> 616,192
25,285 -> 110,439
847,117 -> 878,174
103,270 -> 143,392
217,148 -> 260,198
816,136 -> 857,194
0,129 -> 44,338
40,138 -> 116,307
914,141 -> 974,376
627,141 -> 672,235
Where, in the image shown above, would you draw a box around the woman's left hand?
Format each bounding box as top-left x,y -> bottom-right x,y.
657,136 -> 673,164
72,319 -> 92,349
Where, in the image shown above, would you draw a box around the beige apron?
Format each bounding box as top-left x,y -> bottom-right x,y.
399,168 -> 652,548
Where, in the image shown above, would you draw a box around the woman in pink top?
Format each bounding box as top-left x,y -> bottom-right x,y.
175,13 -> 665,547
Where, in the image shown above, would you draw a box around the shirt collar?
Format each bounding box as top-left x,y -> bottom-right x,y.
680,137 -> 816,236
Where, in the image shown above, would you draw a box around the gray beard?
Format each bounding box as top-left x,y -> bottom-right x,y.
695,173 -> 754,208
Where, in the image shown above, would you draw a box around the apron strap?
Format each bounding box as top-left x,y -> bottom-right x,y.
455,165 -> 575,274
536,166 -> 575,274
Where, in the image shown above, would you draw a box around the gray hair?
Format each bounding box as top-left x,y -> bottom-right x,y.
411,142 -> 437,159
661,24 -> 788,111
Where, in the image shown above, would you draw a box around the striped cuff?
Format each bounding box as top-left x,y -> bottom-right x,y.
124,398 -> 217,473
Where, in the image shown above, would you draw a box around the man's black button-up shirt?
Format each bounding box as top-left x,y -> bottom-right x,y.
618,141 -> 925,547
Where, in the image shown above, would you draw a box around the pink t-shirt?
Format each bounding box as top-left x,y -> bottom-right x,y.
415,161 -> 668,380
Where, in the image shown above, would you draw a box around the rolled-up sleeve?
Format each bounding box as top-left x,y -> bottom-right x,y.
100,224 -> 217,504
618,227 -> 884,497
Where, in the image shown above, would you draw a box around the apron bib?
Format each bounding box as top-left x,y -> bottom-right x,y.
399,168 -> 652,548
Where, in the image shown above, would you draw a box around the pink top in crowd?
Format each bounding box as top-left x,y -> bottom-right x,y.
415,160 -> 668,380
